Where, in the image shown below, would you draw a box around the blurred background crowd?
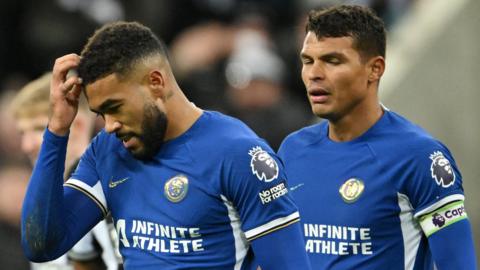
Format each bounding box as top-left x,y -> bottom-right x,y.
0,0 -> 478,268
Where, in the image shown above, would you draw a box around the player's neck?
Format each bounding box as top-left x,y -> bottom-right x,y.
163,89 -> 203,141
328,102 -> 383,142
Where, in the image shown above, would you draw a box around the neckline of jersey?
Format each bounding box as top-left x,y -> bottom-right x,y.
320,109 -> 391,146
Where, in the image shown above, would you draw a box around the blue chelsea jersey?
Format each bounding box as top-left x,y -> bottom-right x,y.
66,111 -> 299,269
278,110 -> 465,270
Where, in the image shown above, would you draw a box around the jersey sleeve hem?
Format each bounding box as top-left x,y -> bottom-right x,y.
44,127 -> 69,141
414,193 -> 464,218
244,211 -> 300,241
64,179 -> 108,217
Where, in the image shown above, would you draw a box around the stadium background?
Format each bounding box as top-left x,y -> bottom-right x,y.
0,0 -> 478,267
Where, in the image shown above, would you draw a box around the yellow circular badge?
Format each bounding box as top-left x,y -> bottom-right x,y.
339,178 -> 365,203
164,175 -> 189,203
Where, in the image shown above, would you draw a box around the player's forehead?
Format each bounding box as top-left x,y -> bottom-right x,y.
85,74 -> 128,109
301,32 -> 356,57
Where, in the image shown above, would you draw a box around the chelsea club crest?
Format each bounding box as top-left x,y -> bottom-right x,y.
164,175 -> 189,203
339,178 -> 365,203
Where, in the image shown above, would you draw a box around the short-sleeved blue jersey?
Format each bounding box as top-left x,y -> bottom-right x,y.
278,110 -> 465,269
65,111 -> 299,269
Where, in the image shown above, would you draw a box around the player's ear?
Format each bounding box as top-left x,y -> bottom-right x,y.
367,56 -> 385,83
147,69 -> 166,99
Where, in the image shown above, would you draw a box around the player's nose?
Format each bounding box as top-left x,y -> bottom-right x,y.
104,115 -> 122,134
308,63 -> 326,81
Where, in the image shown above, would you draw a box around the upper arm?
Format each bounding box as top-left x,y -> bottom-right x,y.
250,221 -> 311,270
403,142 -> 464,218
221,139 -> 300,241
402,141 -> 476,266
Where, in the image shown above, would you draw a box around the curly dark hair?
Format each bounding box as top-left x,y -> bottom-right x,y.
78,21 -> 169,86
306,5 -> 386,60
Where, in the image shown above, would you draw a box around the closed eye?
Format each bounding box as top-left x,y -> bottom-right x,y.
302,58 -> 313,65
323,56 -> 342,65
91,99 -> 123,119
321,52 -> 346,65
105,104 -> 122,114
300,54 -> 314,65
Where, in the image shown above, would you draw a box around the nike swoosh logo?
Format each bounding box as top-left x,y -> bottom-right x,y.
109,177 -> 129,188
290,183 -> 304,191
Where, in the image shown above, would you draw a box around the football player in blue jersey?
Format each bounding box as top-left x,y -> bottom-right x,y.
20,21 -> 310,270
278,5 -> 477,270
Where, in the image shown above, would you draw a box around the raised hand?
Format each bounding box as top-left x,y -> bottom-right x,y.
48,54 -> 83,136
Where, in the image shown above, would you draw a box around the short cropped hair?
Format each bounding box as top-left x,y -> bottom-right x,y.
306,5 -> 386,60
78,21 -> 169,86
11,73 -> 88,119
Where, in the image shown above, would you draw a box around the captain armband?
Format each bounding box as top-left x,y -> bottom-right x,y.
418,200 -> 468,237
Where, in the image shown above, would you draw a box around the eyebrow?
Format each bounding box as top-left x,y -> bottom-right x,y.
300,52 -> 312,60
321,52 -> 346,60
90,99 -> 121,114
300,51 -> 346,60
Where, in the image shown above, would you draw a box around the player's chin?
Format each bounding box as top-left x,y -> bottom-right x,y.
130,148 -> 149,160
130,143 -> 160,160
311,104 -> 332,119
128,144 -> 146,159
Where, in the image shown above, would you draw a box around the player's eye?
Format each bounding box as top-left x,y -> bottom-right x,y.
326,57 -> 341,65
107,105 -> 122,114
301,58 -> 313,65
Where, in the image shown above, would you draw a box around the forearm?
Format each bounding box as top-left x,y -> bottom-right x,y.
251,221 -> 311,270
429,219 -> 477,270
21,129 -> 71,261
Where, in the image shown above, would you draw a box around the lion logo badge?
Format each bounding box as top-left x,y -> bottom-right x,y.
339,178 -> 365,203
430,151 -> 455,188
432,213 -> 446,228
164,175 -> 189,203
248,146 -> 279,182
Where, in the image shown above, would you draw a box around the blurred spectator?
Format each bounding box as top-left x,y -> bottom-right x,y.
0,90 -> 31,269
10,73 -> 95,170
170,21 -> 235,111
0,0 -> 413,89
0,164 -> 29,227
170,6 -> 311,149
0,90 -> 30,165
224,21 -> 310,150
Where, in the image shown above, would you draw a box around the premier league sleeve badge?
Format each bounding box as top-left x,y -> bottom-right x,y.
429,151 -> 455,188
248,146 -> 279,182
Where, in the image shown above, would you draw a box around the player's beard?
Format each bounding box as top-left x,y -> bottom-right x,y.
133,102 -> 168,160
